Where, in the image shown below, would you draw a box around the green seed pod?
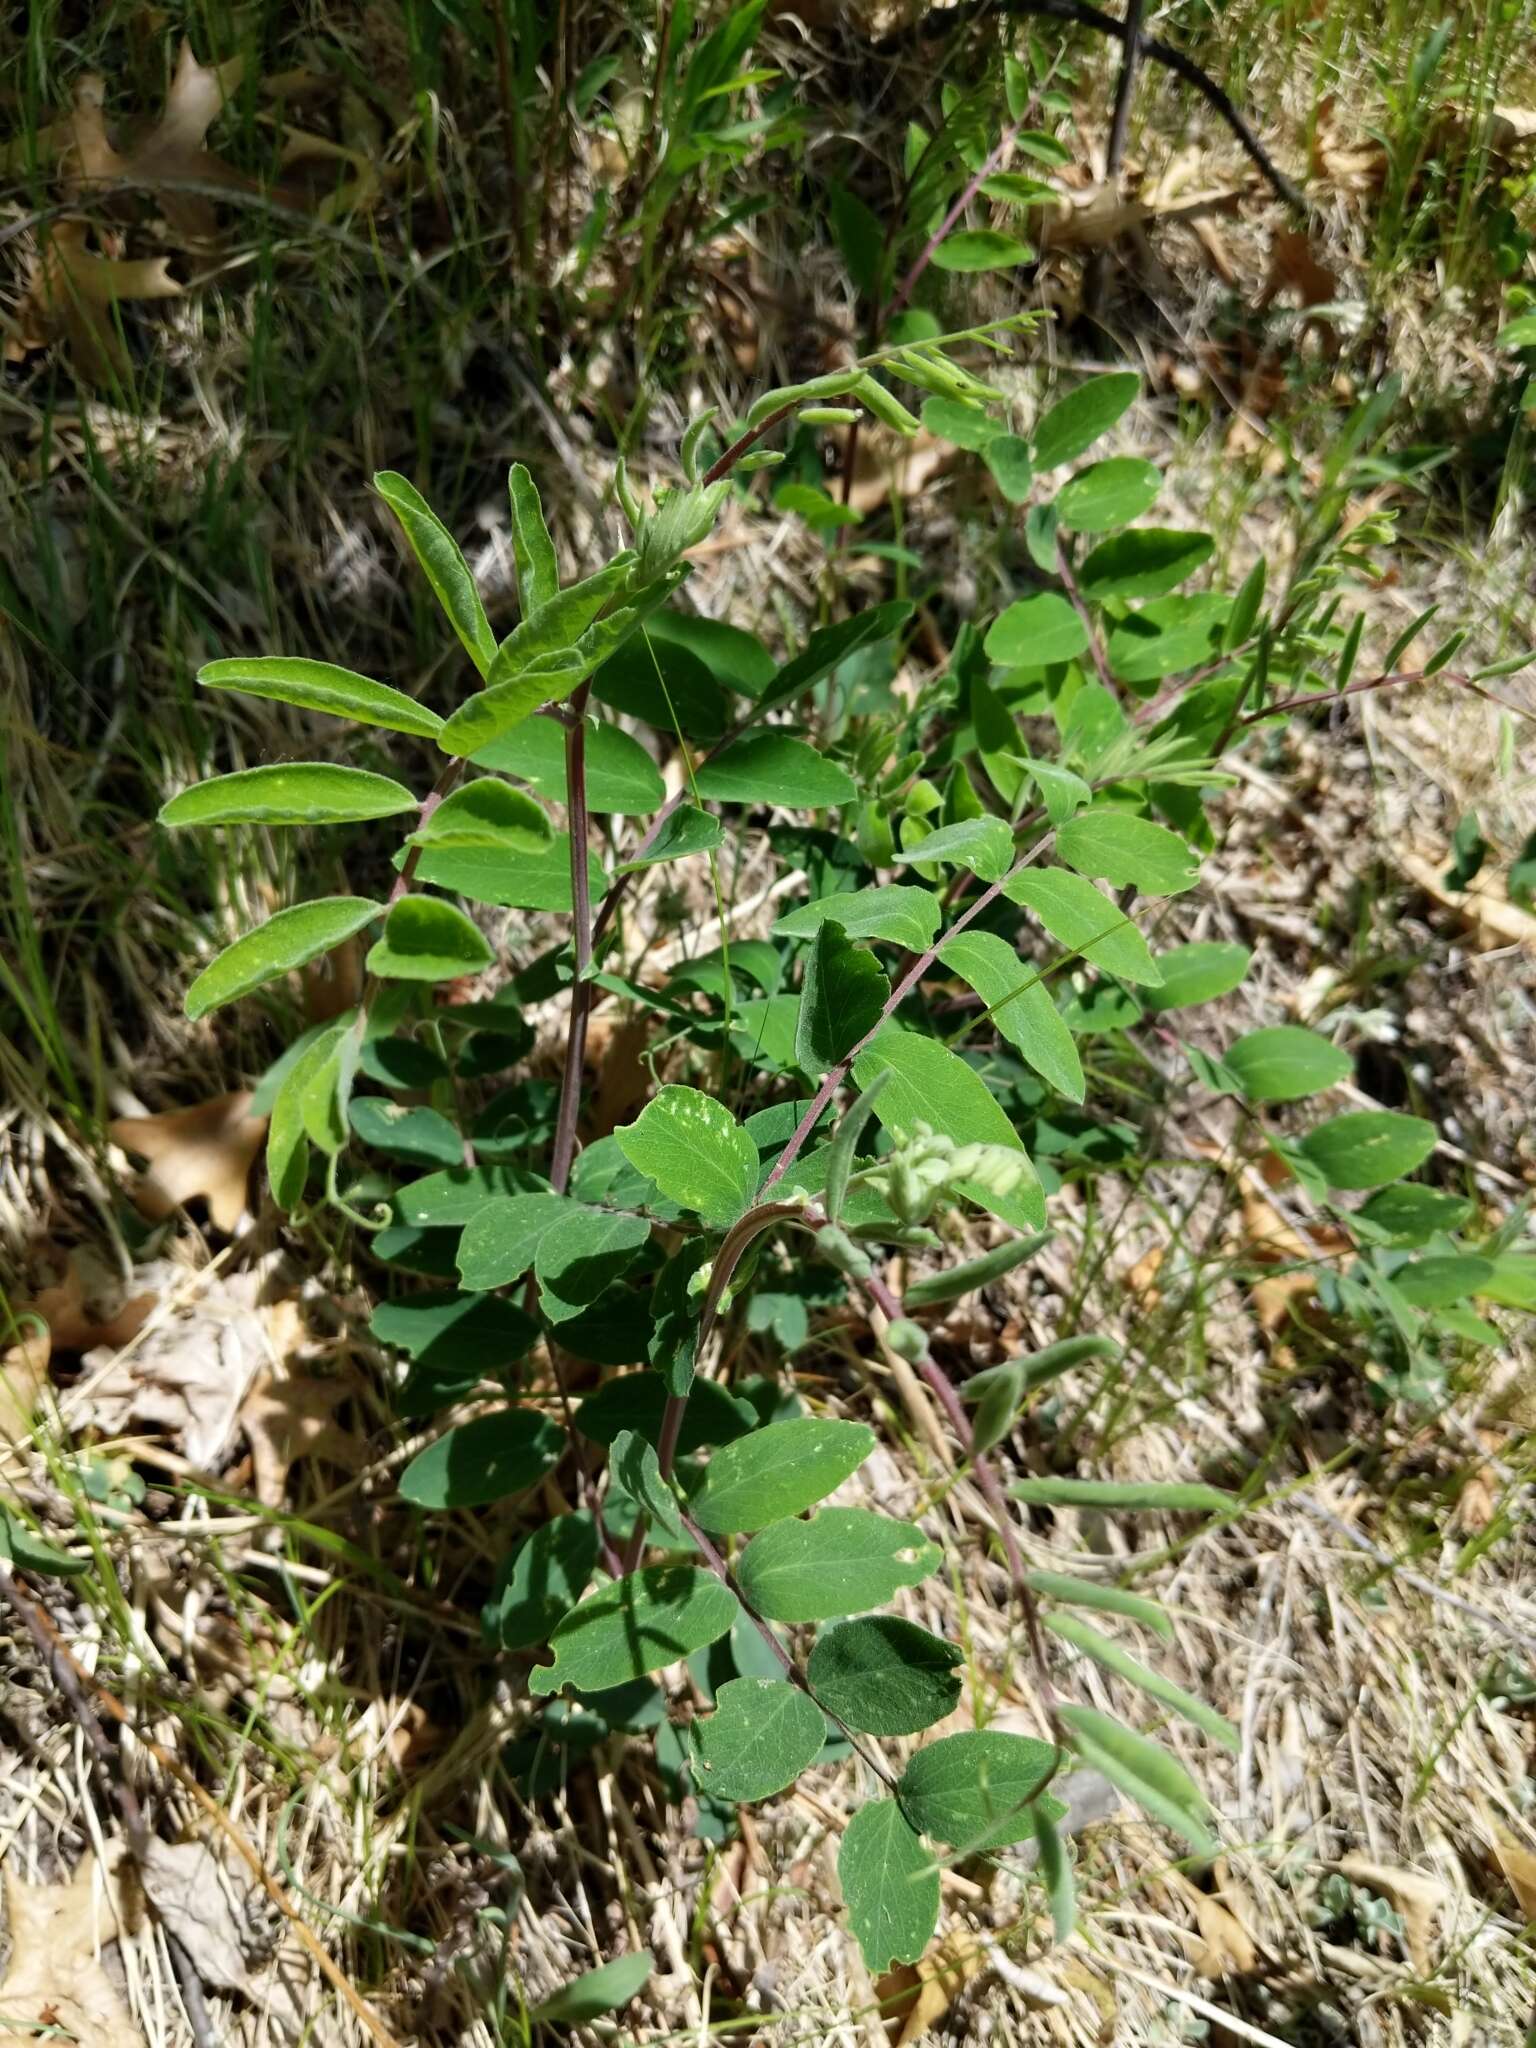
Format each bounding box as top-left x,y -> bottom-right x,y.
816,1225 -> 874,1280
884,1318 -> 928,1363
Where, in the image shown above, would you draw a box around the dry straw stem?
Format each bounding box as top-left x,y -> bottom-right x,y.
0,1566 -> 405,2048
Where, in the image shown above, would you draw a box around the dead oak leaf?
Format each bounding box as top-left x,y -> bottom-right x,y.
6,218 -> 181,385
110,1089 -> 268,1234
0,1326 -> 51,1450
1337,1854 -> 1447,1975
0,1856 -> 143,2048
28,1243 -> 158,1353
241,1349 -> 363,1508
67,41 -> 251,243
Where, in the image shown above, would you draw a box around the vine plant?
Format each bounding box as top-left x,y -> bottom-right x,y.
154,319 -> 1527,1978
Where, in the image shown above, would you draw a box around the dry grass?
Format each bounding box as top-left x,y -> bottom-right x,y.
4,1 -> 1536,2042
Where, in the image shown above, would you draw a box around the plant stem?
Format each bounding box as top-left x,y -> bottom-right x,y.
759,840 -> 1046,1201
676,1507 -> 899,1788
1055,533 -> 1119,698
550,682 -> 594,1195
858,1270 -> 1057,1716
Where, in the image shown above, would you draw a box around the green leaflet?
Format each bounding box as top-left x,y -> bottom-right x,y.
984,593 -> 1088,668
267,1019 -> 350,1206
795,920 -> 889,1078
891,816 -> 1013,881
575,1373 -> 756,1453
472,715 -> 665,814
695,735 -> 857,808
436,651 -> 587,757
414,833 -> 608,913
456,1192 -> 580,1289
366,897 -> 493,982
405,778 -> 551,853
375,470 -> 496,676
196,655 -> 444,739
160,764 -> 416,828
851,1027 -> 1047,1232
1223,1026 -> 1352,1103
1296,1111 -> 1436,1190
691,1677 -> 825,1802
1056,1702 -> 1216,1856
807,1617 -> 963,1735
399,1406 -> 565,1509
775,885 -> 939,951
1078,528 -> 1214,602
615,1086 -> 758,1227
507,462 -> 560,616
937,930 -> 1083,1102
608,1429 -> 686,1542
734,1508 -> 941,1623
1004,868 -> 1163,986
482,1513 -> 601,1649
690,1417 -> 875,1535
615,805 -> 724,874
536,1208 -> 651,1323
763,600 -> 913,708
898,1729 -> 1059,1850
838,1800 -> 940,1973
1031,372 -> 1140,470
1056,811 -> 1200,896
1056,457 -> 1161,533
530,1565 -> 738,1695
1142,941 -> 1250,1011
1045,1613 -> 1240,1751
184,898 -> 383,1019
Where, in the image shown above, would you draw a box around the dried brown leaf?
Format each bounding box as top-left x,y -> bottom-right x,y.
240,1320 -> 362,1508
0,1326 -> 51,1449
110,1089 -> 268,1234
1492,1827 -> 1536,1923
1336,1854 -> 1446,1974
67,42 -> 251,242
0,1857 -> 143,2048
6,219 -> 181,383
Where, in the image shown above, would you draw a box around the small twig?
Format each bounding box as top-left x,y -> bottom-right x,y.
549,681 -> 595,1195
1055,534 -> 1118,697
880,0 -> 1308,216
166,1930 -> 220,2048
